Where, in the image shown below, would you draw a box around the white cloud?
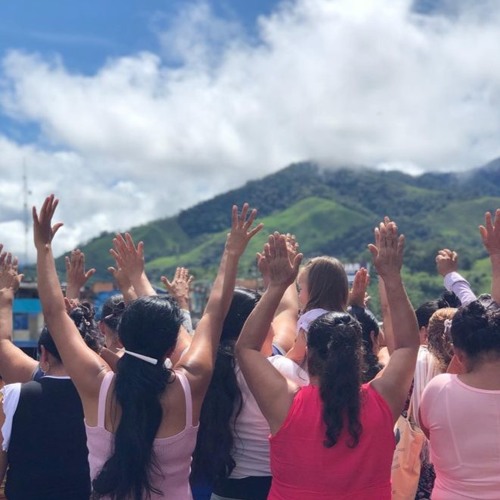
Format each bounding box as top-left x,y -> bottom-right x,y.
1,0 -> 500,262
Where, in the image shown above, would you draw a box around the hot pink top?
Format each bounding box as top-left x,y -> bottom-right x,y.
85,370 -> 198,499
269,384 -> 394,500
420,373 -> 500,500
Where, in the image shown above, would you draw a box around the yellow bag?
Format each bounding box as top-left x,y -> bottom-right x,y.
391,413 -> 425,500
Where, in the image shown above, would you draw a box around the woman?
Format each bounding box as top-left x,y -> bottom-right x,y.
33,195 -> 262,500
419,301 -> 500,499
0,302 -> 101,500
286,256 -> 349,365
236,222 -> 419,499
191,287 -> 308,500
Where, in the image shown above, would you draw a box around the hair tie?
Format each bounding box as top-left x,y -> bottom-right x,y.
443,319 -> 452,335
123,349 -> 158,365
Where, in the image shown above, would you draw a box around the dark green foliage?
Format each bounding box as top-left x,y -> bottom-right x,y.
40,158 -> 500,308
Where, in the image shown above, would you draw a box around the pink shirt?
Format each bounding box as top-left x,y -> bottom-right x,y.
85,370 -> 198,499
420,374 -> 500,500
269,384 -> 394,499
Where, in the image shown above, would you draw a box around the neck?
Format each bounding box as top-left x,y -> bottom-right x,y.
459,359 -> 500,390
44,364 -> 69,377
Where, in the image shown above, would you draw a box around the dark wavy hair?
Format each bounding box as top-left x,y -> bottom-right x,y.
451,300 -> 500,363
100,294 -> 125,332
92,295 -> 183,500
349,306 -> 382,382
303,256 -> 349,313
307,312 -> 363,448
191,287 -> 261,487
38,301 -> 102,360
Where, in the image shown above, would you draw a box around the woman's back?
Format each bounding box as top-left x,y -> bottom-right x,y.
3,377 -> 90,500
268,383 -> 394,500
420,373 -> 500,500
86,370 -> 198,500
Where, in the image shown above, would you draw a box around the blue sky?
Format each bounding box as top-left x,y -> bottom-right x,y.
0,0 -> 499,263
0,1 -> 278,73
0,1 -> 279,143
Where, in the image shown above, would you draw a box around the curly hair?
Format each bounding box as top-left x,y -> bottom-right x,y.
451,300 -> 500,363
307,312 -> 363,448
38,301 -> 102,360
427,308 -> 457,372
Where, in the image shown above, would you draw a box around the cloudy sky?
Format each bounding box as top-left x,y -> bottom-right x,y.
1,0 -> 499,264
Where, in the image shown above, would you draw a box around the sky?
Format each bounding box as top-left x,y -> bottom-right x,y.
0,0 -> 500,264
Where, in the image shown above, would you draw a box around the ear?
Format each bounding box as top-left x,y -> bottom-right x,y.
419,326 -> 428,345
453,347 -> 467,365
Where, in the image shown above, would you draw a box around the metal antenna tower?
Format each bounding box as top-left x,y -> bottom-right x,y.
22,161 -> 30,264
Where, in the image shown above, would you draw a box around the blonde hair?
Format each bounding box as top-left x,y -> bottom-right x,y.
427,307 -> 457,372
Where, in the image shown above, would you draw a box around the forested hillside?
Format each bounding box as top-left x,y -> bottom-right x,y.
52,158 -> 500,308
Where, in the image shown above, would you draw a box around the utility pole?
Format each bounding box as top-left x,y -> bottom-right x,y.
22,161 -> 30,265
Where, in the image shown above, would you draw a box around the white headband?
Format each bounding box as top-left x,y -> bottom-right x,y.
123,349 -> 158,365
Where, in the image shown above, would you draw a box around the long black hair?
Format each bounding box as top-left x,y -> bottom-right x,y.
92,295 -> 183,500
191,287 -> 261,487
349,306 -> 383,383
307,312 -> 363,448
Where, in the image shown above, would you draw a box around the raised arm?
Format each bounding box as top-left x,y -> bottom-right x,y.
65,249 -> 96,300
369,220 -> 419,422
348,267 -> 370,308
436,248 -> 477,306
162,266 -> 194,330
264,235 -> 300,354
33,195 -> 108,401
0,251 -> 38,383
177,204 -> 263,401
479,209 -> 500,305
236,233 -> 303,434
377,276 -> 396,354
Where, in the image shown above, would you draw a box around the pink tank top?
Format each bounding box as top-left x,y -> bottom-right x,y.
85,370 -> 198,499
269,384 -> 394,499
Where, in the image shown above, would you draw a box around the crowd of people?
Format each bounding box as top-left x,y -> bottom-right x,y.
0,194 -> 498,500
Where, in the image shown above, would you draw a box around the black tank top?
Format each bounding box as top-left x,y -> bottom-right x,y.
6,377 -> 91,500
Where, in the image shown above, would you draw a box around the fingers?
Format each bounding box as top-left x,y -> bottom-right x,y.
248,222 -> 264,238
85,269 -> 96,280
292,253 -> 303,274
367,243 -> 378,259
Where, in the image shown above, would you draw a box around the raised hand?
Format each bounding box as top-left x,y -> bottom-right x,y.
161,267 -> 194,310
32,194 -> 64,249
109,233 -> 145,284
349,267 -> 370,307
479,209 -> 500,256
0,251 -> 23,295
108,263 -> 133,293
264,232 -> 303,287
368,219 -> 404,279
65,249 -> 96,299
435,248 -> 459,277
225,203 -> 264,257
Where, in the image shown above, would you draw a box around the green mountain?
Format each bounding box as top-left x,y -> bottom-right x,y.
50,158 -> 500,307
